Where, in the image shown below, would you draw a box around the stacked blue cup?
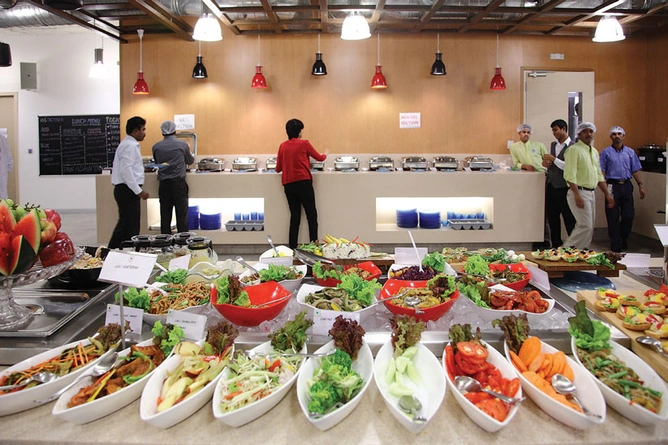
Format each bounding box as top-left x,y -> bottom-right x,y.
200,212 -> 222,230
419,209 -> 441,229
396,208 -> 418,228
188,205 -> 199,230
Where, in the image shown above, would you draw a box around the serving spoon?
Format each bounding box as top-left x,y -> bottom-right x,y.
454,375 -> 525,405
245,349 -> 336,359
407,231 -> 423,273
636,336 -> 668,359
0,371 -> 59,391
551,374 -> 602,419
266,235 -> 280,257
398,395 -> 427,423
236,256 -> 259,274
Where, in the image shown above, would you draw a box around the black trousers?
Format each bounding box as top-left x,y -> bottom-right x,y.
109,184 -> 141,249
159,178 -> 189,234
546,183 -> 576,248
605,182 -> 635,251
284,180 -> 318,249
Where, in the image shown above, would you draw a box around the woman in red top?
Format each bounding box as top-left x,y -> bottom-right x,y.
276,119 -> 327,248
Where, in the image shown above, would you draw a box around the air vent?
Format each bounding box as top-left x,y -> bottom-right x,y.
42,0 -> 82,10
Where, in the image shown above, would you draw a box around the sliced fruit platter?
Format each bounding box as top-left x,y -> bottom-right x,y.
441,247 -> 526,265
298,234 -> 373,260
530,247 -> 624,269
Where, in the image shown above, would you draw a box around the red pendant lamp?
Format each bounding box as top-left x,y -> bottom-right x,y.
132,29 -> 149,95
371,33 -> 387,89
251,32 -> 267,89
489,34 -> 506,91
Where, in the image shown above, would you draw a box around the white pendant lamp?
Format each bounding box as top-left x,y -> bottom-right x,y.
89,24 -> 107,79
193,12 -> 222,41
341,11 -> 370,40
593,15 -> 625,42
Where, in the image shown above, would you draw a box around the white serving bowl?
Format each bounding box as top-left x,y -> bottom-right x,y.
296,283 -> 379,324
140,349 -> 229,429
388,263 -> 457,277
570,337 -> 668,425
212,341 -> 305,427
443,341 -> 522,432
52,339 -> 163,424
142,281 -> 210,326
0,339 -> 112,417
503,339 -> 606,430
239,263 -> 307,295
296,340 -> 373,431
259,246 -> 294,267
461,284 -> 555,323
373,341 -> 445,434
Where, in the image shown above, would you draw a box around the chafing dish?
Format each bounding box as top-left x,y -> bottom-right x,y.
464,156 -> 494,170
401,156 -> 428,170
433,156 -> 459,171
369,156 -> 394,171
232,156 -> 258,172
334,156 -> 359,171
310,158 -> 325,171
197,158 -> 224,172
265,157 -> 277,170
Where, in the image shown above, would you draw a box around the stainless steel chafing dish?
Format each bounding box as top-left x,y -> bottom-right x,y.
197,158 -> 224,172
433,156 -> 459,171
232,156 -> 258,172
310,158 -> 325,171
334,156 -> 359,171
265,157 -> 277,170
401,156 -> 428,170
464,156 -> 494,170
369,156 -> 394,171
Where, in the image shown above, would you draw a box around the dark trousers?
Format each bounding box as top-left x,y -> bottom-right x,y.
109,184 -> 141,249
159,178 -> 189,234
605,182 -> 635,251
546,183 -> 576,248
284,180 -> 318,249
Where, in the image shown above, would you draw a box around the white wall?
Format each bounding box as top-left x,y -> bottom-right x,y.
0,26 -> 120,210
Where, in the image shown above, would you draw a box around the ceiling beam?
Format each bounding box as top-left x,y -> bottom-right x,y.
126,0 -> 193,40
503,0 -> 569,34
259,0 -> 282,33
202,0 -> 239,36
545,0 -> 625,35
458,0 -> 506,33
414,0 -> 447,32
369,0 -> 386,33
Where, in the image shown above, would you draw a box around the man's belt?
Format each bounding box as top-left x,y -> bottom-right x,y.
577,186 -> 595,191
606,179 -> 629,185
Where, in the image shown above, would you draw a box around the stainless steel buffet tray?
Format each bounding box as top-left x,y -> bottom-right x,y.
448,219 -> 492,230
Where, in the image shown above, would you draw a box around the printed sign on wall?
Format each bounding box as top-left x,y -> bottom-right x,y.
399,112 -> 421,129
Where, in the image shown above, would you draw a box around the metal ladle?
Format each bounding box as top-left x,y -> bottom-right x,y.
0,371 -> 59,391
266,235 -> 280,257
398,395 -> 427,423
636,336 -> 668,359
454,375 -> 525,405
404,295 -> 425,315
551,374 -> 602,419
235,256 -> 259,274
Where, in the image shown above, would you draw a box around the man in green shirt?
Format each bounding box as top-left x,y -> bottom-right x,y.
509,124 -> 547,172
562,122 -> 615,249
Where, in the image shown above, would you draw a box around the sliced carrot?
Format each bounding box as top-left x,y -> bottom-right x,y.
528,353 -> 546,373
561,362 -> 575,382
540,354 -> 553,377
519,337 -> 542,366
550,351 -> 566,378
509,350 -> 528,372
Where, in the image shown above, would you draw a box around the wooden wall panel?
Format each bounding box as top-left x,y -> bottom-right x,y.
647,31 -> 668,146
120,28 -> 661,157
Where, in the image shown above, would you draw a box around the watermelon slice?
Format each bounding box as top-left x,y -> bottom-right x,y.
0,200 -> 16,234
9,235 -> 36,275
0,233 -> 11,276
12,209 -> 41,254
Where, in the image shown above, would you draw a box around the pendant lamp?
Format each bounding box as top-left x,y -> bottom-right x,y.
192,41 -> 208,79
341,11 -> 370,40
193,12 -> 222,42
132,29 -> 149,95
311,34 -> 327,76
430,32 -> 446,76
89,22 -> 107,79
371,34 -> 387,89
0,42 -> 11,67
489,34 -> 506,90
251,32 -> 267,89
593,15 -> 625,42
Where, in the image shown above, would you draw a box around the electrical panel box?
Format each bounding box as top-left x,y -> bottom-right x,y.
20,62 -> 37,90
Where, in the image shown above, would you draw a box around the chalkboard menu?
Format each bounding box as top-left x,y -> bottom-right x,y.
39,114 -> 120,175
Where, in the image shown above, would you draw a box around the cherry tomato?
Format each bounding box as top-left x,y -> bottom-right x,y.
456,341 -> 488,364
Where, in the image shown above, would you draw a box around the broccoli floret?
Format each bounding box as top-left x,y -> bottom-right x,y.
308,380 -> 340,414
233,290 -> 251,308
324,349 -> 353,370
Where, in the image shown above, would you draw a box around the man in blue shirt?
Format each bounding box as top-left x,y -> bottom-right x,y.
599,126 -> 645,252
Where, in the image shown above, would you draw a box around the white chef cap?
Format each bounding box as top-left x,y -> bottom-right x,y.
609,126 -> 625,136
160,120 -> 176,135
576,122 -> 596,134
517,124 -> 532,133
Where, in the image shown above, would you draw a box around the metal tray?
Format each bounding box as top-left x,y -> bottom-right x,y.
225,220 -> 264,231
448,218 -> 492,230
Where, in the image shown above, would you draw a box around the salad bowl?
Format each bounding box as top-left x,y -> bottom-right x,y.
296,340 -> 373,431
444,340 -> 522,432
296,283 -> 378,323
378,279 -> 459,322
212,341 -> 306,427
259,246 -> 294,267
314,261 -> 382,288
139,281 -> 210,326
460,284 -> 555,323
570,337 -> 668,425
212,281 -> 292,327
487,262 -> 531,291
374,340 -> 445,434
239,263 -> 307,294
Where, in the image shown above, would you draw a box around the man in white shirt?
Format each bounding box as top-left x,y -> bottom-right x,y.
108,116 -> 149,249
542,119 -> 576,248
0,133 -> 13,200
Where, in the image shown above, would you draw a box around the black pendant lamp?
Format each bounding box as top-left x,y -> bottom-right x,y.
311,34 -> 327,76
430,33 -> 446,76
0,42 -> 11,67
192,41 -> 208,79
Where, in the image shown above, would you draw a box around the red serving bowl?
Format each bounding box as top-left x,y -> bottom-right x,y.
379,278 -> 459,322
488,262 -> 531,291
211,281 -> 292,327
314,261 -> 382,287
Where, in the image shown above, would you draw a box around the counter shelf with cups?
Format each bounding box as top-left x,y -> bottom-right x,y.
148,199 -> 265,233
377,197 -> 494,232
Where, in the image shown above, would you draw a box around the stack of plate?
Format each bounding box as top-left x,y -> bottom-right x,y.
396,208 -> 418,228
419,210 -> 441,229
187,205 -> 199,230
199,212 -> 221,230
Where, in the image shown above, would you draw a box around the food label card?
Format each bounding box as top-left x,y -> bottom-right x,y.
527,264 -> 550,292
166,310 -> 207,340
99,251 -> 157,287
169,254 -> 190,271
618,253 -> 650,268
105,304 -> 144,333
312,309 -> 360,336
394,247 -> 428,265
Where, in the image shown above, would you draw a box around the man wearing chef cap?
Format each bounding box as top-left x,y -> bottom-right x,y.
509,124 -> 547,172
152,120 -> 195,234
562,122 -> 615,249
599,126 -> 645,252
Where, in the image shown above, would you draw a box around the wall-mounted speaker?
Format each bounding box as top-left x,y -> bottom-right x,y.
21,62 -> 37,90
0,42 -> 11,67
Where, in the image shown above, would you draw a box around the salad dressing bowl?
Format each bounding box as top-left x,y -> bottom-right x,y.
212,341 -> 306,427
373,340 -> 445,434
296,340 -> 373,431
570,337 -> 668,425
239,263 -> 307,294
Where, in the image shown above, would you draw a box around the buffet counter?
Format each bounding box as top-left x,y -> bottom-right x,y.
95,169 -> 545,247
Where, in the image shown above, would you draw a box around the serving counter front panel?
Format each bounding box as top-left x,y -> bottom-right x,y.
96,170 -> 545,246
